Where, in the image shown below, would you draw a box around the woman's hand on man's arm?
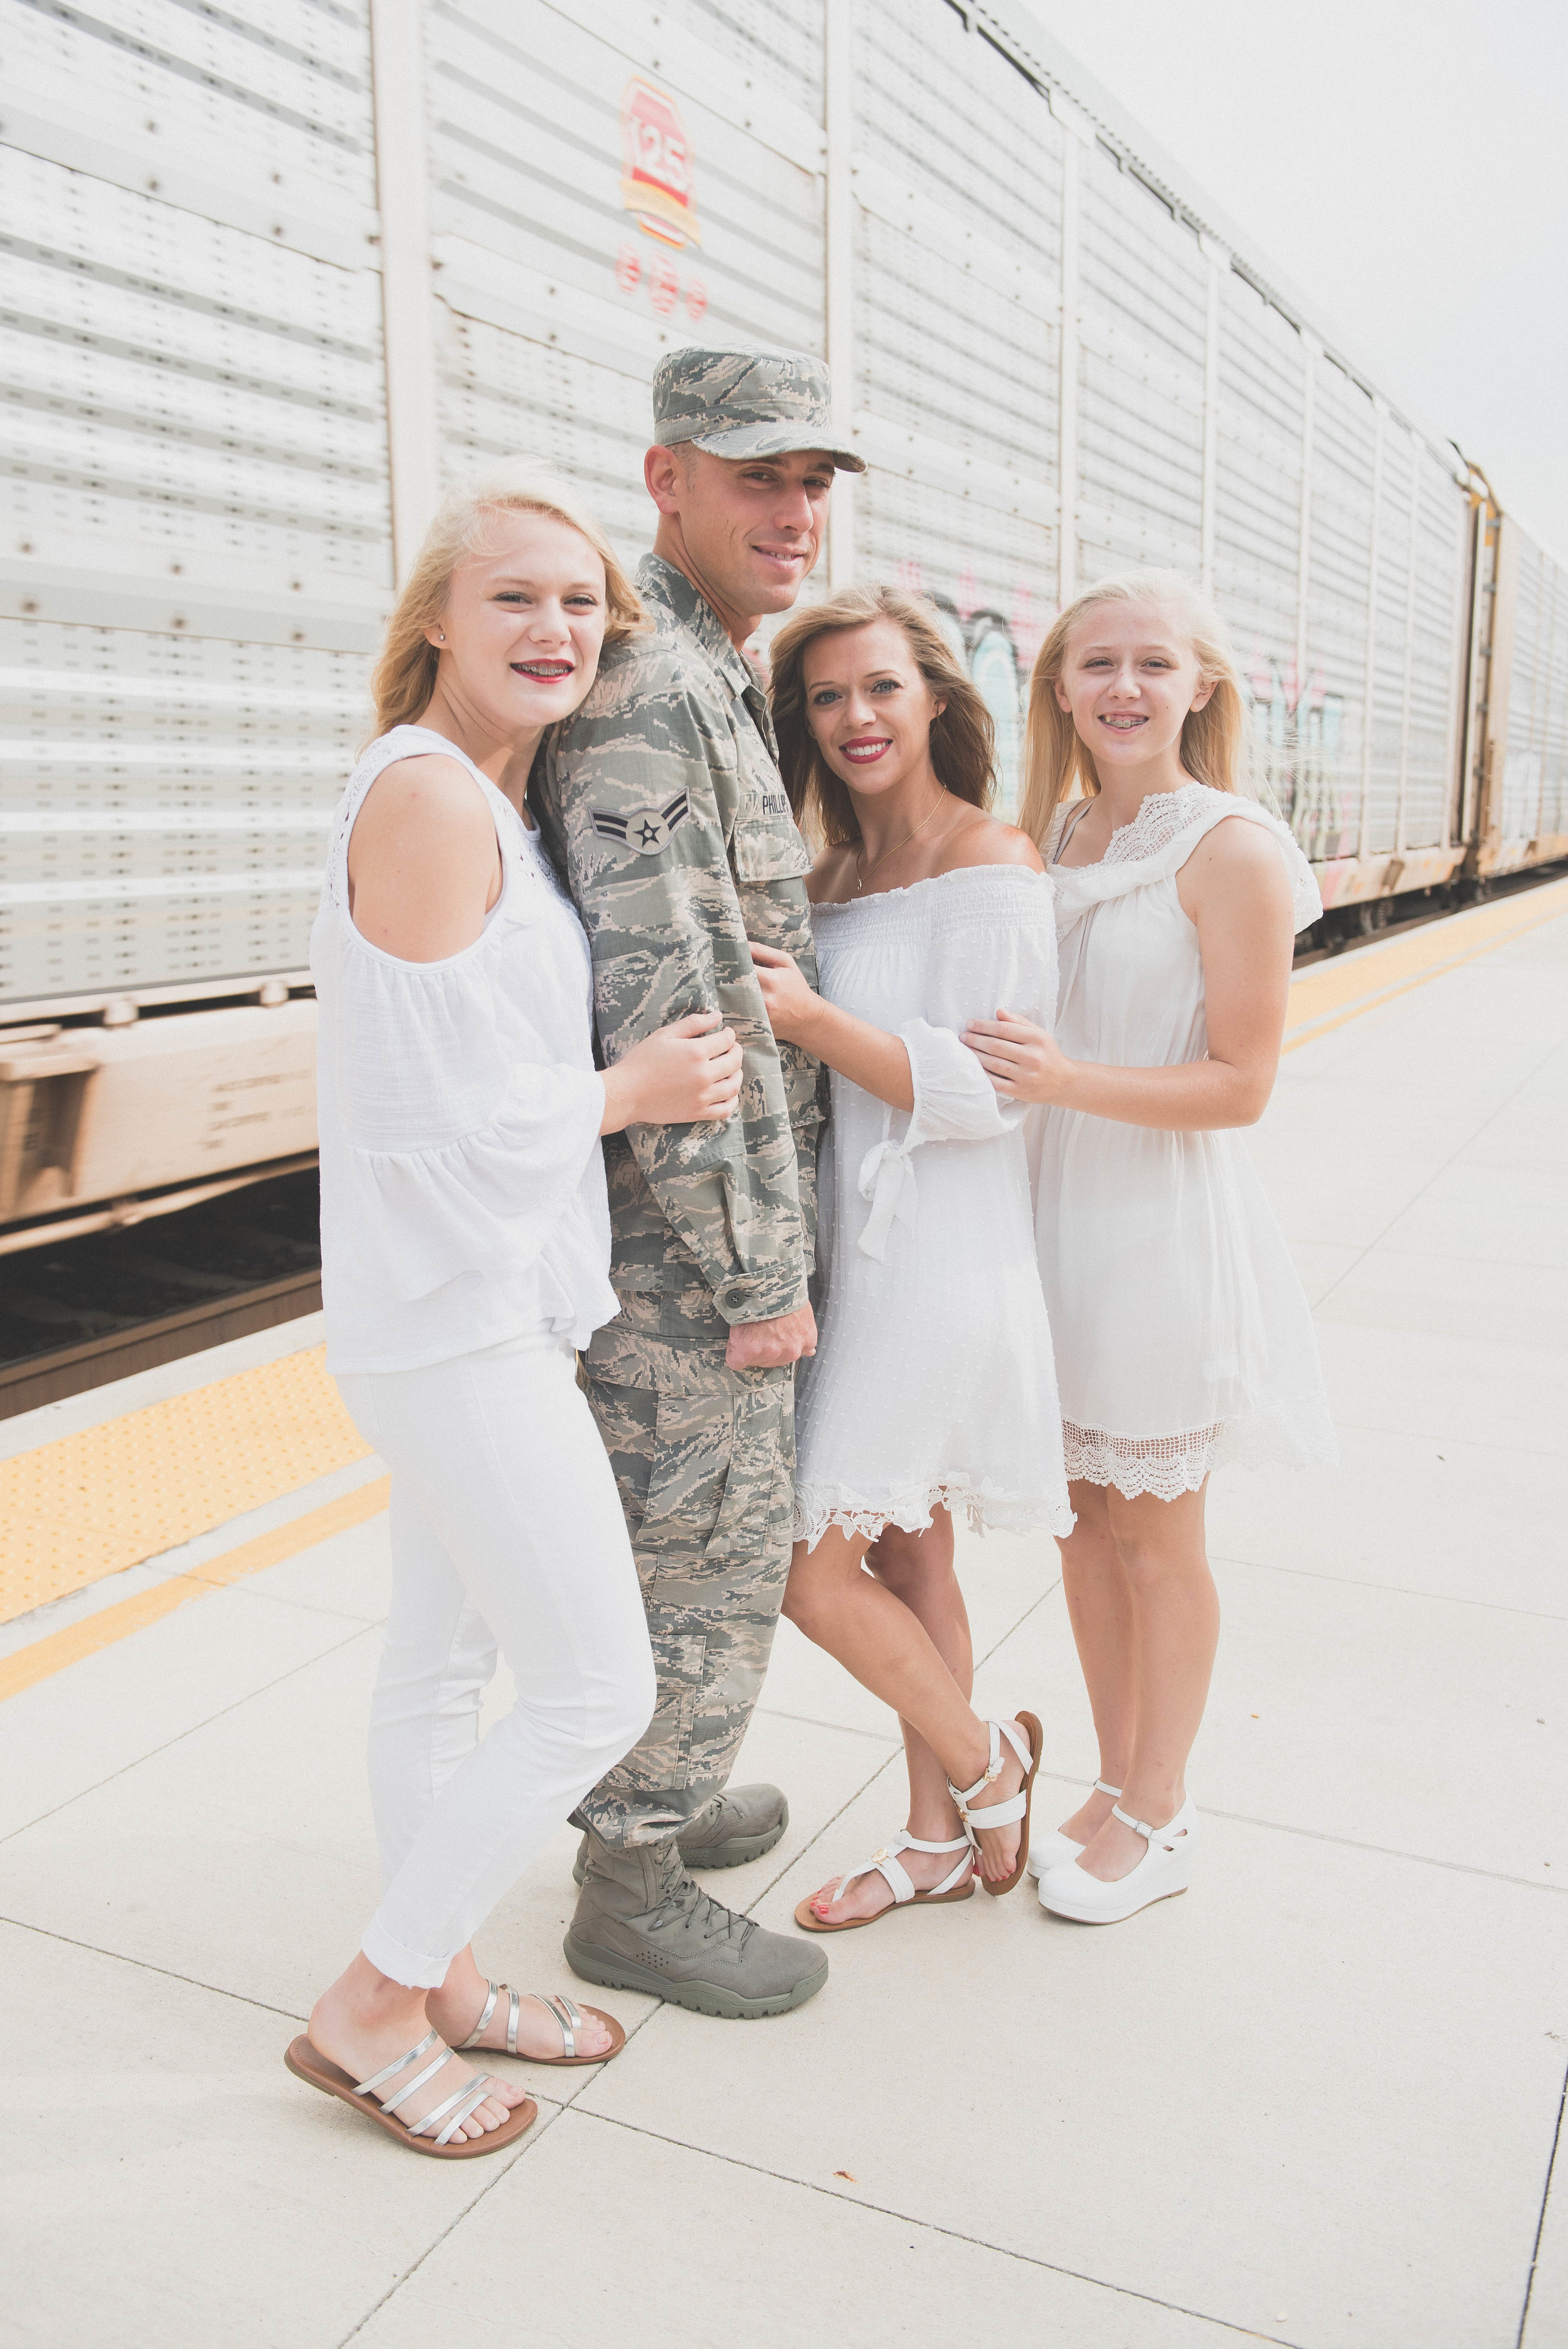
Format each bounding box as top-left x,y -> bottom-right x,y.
749,943 -> 914,1113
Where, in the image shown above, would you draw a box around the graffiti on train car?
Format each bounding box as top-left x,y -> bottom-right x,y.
879,578 -> 1358,854
1246,651 -> 1351,862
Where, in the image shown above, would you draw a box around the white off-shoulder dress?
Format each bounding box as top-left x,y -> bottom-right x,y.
1036,782 -> 1337,1500
794,865 -> 1074,1547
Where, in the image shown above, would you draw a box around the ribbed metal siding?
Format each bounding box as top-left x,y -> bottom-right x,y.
851,0 -> 1059,815
1365,428 -> 1415,858
1075,145 -> 1206,584
1298,356 -> 1375,864
0,623 -> 363,1002
1505,535 -> 1568,846
1405,446 -> 1468,849
1,0 -> 385,1007
1212,276 -> 1305,829
426,0 -> 825,575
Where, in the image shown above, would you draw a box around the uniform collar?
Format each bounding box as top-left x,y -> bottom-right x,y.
637,554 -> 757,701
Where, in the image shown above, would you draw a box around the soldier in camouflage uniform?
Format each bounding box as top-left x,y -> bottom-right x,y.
531,347 -> 862,2018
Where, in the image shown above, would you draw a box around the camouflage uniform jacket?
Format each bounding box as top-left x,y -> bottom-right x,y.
534,554 -> 828,1346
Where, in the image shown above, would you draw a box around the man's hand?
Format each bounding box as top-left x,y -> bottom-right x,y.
725,1302 -> 817,1369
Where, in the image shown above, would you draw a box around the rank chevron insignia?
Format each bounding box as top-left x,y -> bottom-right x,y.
591,791 -> 691,856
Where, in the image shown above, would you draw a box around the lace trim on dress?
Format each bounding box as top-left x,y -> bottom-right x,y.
1047,782 -> 1323,934
1061,1419 -> 1223,1502
1101,781 -> 1219,866
1063,1409 -> 1335,1501
794,1472 -> 1075,1551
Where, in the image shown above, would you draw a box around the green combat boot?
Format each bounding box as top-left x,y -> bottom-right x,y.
571,1784 -> 788,1887
565,1830 -> 827,2020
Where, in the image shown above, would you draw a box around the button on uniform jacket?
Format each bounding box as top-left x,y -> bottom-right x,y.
533,554 -> 828,1349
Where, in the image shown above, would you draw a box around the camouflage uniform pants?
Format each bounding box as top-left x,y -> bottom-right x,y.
575,1291 -> 796,1850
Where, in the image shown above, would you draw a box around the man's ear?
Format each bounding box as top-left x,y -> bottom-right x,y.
645,443 -> 684,515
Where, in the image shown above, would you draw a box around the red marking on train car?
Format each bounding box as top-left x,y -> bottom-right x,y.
620,79 -> 702,248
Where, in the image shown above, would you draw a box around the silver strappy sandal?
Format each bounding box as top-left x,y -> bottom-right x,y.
284,2027 -> 536,2159
460,1978 -> 627,2065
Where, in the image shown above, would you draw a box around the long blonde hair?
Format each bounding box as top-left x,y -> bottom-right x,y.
768,583 -> 994,846
369,465 -> 645,737
1019,570 -> 1253,847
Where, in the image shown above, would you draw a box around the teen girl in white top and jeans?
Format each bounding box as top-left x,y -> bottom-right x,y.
285,471 -> 743,2158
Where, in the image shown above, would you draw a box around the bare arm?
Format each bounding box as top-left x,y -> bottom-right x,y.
347,756 -> 501,962
349,756 -> 743,1136
751,944 -> 915,1112
964,819 -> 1296,1130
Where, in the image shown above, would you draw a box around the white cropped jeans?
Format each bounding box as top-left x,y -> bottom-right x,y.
336,1328 -> 655,1989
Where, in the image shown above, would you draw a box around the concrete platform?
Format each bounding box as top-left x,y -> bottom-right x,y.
3,889 -> 1565,2349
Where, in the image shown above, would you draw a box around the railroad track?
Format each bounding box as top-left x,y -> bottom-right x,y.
0,1167 -> 322,1419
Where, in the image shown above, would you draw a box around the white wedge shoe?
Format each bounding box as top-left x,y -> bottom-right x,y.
1024,1778 -> 1123,1882
1037,1797 -> 1196,1924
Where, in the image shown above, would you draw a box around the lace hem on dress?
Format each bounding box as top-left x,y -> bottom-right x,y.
1062,1410 -> 1335,1501
795,1472 -> 1076,1551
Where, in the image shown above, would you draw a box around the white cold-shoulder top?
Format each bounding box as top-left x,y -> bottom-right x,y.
310,724 -> 618,1374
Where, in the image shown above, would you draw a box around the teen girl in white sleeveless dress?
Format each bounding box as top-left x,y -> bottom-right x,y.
287,473 -> 742,2158
751,586 -> 1071,1935
965,570 -> 1334,1928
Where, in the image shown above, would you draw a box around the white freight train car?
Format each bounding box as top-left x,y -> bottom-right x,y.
2,0 -> 1564,1248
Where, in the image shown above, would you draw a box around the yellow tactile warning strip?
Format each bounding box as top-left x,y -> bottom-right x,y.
0,1477 -> 390,1705
0,1345 -> 371,1627
1285,876 -> 1568,1054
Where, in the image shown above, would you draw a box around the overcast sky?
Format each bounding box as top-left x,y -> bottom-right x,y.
1018,0 -> 1568,561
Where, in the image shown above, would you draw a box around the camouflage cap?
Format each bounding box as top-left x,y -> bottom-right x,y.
652,345 -> 866,472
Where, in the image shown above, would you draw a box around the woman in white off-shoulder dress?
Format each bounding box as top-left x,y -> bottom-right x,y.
290,471 -> 744,2157
750,586 -> 1071,1935
966,570 -> 1334,1927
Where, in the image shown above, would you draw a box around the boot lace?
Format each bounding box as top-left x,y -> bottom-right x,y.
645,1864 -> 758,1954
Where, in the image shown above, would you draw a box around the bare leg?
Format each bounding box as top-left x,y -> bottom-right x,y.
782,1515 -> 1034,1913
1071,1480 -> 1219,1884
309,1953 -> 526,2141
425,1943 -> 613,2060
1052,1479 -> 1137,1845
870,1513 -> 973,1840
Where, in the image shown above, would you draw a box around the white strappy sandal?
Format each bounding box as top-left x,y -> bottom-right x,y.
1025,1779 -> 1123,1882
460,1977 -> 626,2065
284,2027 -> 536,2159
1037,1797 -> 1197,1923
793,1828 -> 975,1932
948,1712 -> 1042,1896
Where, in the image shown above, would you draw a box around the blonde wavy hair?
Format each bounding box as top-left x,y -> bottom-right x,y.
768,583 -> 995,846
369,465 -> 645,737
1019,569 -> 1254,847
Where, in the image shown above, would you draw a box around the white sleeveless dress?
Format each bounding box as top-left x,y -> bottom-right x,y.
794,865 -> 1073,1547
1035,782 -> 1337,1499
310,723 -> 617,1374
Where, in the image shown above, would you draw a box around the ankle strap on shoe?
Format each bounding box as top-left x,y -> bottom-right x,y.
1092,1779 -> 1123,1798
948,1718 -> 1033,1841
1111,1803 -> 1187,1848
1111,1804 -> 1155,1840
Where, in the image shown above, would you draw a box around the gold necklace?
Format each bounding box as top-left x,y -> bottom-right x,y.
854,788 -> 948,895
